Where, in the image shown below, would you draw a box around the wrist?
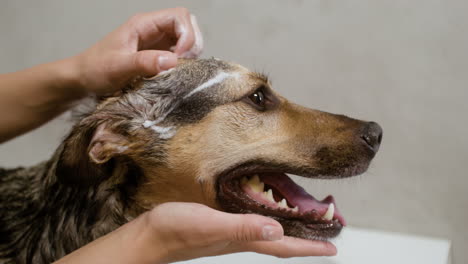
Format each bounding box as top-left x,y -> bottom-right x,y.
8,57 -> 88,114
54,56 -> 88,100
122,213 -> 170,264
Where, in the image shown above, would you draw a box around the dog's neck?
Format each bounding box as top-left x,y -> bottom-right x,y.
0,147 -> 136,263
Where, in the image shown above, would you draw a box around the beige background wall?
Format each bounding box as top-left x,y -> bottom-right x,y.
1,0 -> 466,263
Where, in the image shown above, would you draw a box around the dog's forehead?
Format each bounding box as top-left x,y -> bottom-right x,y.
93,59 -> 267,139
150,59 -> 258,123
137,58 -> 258,98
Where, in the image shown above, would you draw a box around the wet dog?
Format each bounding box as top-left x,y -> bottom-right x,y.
0,58 -> 382,263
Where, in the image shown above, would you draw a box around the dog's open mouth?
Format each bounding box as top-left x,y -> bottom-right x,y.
240,173 -> 345,224
216,162 -> 367,240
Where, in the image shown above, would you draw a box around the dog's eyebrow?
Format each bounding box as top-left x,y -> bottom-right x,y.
250,72 -> 270,84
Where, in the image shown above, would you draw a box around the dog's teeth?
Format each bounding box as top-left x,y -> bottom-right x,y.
265,189 -> 274,202
292,206 -> 299,212
251,175 -> 260,184
253,182 -> 264,193
248,175 -> 264,193
241,177 -> 248,185
322,203 -> 334,221
278,199 -> 288,208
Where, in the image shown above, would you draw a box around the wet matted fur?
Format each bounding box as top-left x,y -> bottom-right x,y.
0,58 -> 382,263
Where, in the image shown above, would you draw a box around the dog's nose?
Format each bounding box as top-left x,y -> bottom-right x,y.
360,122 -> 383,153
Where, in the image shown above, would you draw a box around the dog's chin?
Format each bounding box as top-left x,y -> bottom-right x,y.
216,161 -> 370,241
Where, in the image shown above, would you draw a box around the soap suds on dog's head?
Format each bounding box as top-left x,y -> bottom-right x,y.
140,68 -> 240,139
134,59 -> 241,139
142,120 -> 157,128
184,71 -> 239,99
142,120 -> 177,139
150,125 -> 177,140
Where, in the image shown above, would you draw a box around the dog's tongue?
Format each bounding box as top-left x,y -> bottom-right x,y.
259,173 -> 346,226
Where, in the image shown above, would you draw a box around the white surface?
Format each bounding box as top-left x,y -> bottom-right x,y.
178,227 -> 451,264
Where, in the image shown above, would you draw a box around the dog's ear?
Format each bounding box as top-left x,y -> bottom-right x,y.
88,124 -> 130,164
56,122 -> 130,185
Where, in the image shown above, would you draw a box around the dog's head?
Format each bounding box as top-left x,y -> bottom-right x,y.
56,58 -> 382,240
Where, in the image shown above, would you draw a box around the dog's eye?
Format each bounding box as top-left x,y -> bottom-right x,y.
243,85 -> 279,111
249,90 -> 266,107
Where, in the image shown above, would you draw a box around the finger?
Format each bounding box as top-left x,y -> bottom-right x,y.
207,212 -> 284,242
144,33 -> 176,51
171,10 -> 197,57
125,50 -> 177,76
178,14 -> 204,58
126,8 -> 196,55
233,236 -> 337,258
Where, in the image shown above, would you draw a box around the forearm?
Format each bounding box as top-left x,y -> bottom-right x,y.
0,57 -> 84,143
53,214 -> 167,264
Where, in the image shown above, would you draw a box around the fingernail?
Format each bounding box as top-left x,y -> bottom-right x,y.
262,225 -> 283,241
179,51 -> 197,59
158,54 -> 177,71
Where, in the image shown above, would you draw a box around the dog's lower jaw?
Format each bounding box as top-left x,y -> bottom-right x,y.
0,158 -> 135,264
213,161 -> 375,241
276,218 -> 342,241
217,199 -> 343,241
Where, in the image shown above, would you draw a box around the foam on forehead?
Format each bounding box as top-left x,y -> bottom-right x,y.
96,58 -> 256,141
134,59 -> 244,139
184,71 -> 240,99
135,58 -> 235,96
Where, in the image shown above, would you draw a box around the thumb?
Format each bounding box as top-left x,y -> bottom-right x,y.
222,214 -> 284,242
126,50 -> 178,77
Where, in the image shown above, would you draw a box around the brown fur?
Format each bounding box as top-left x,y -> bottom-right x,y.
0,58 -> 381,263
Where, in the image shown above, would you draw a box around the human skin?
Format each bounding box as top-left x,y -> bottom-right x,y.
0,7 -> 337,263
54,203 -> 336,264
0,7 -> 201,143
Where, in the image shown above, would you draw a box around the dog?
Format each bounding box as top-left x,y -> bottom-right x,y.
0,58 -> 382,263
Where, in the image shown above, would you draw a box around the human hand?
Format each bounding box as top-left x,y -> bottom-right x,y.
138,203 -> 337,263
54,202 -> 336,264
0,8 -> 202,142
72,7 -> 202,96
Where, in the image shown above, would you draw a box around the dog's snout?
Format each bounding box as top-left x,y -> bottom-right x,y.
360,122 -> 383,153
